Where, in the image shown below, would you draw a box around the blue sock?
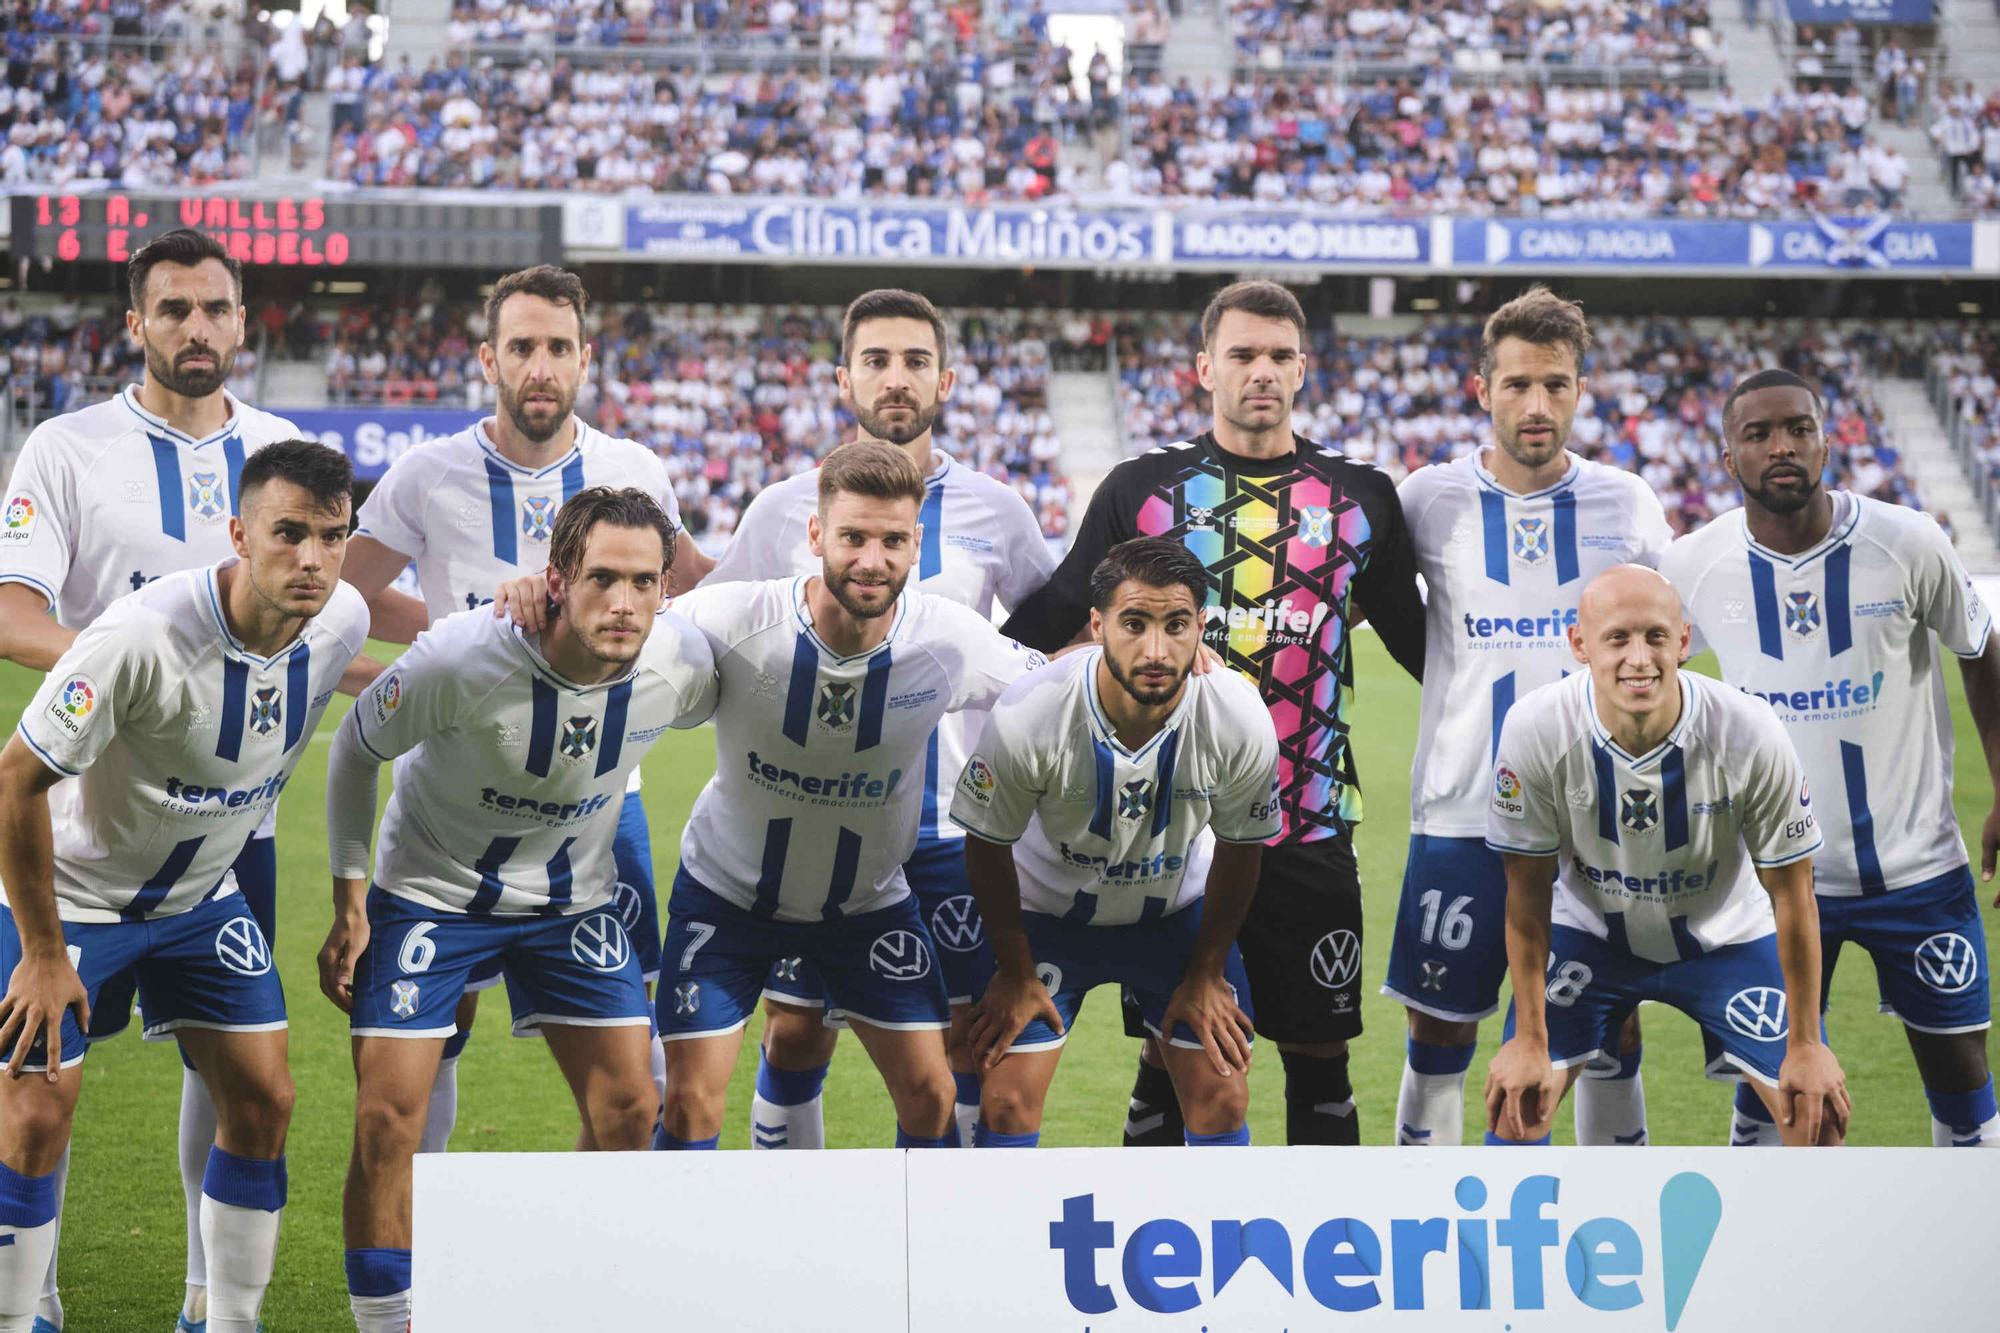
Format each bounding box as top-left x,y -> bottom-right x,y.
1483,1130 -> 1552,1145
971,1122 -> 1039,1148
344,1247 -> 412,1297
1184,1125 -> 1251,1146
654,1129 -> 720,1151
202,1145 -> 288,1211
0,1159 -> 59,1227
895,1125 -> 961,1149
1928,1077 -> 2000,1138
754,1055 -> 828,1107
1407,1037 -> 1477,1075
1734,1079 -> 1776,1122
953,1071 -> 980,1105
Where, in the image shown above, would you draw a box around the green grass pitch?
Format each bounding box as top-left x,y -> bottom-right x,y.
26,636 -> 2000,1328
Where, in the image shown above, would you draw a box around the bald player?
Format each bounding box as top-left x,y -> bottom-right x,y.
1484,566 -> 1849,1145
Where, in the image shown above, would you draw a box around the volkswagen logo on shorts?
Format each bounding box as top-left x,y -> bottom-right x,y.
868,930 -> 932,982
1724,986 -> 1789,1041
569,914 -> 630,973
672,980 -> 700,1015
1309,930 -> 1360,990
1035,962 -> 1063,994
214,917 -> 272,977
1915,932 -> 1979,994
928,895 -> 985,953
611,880 -> 644,932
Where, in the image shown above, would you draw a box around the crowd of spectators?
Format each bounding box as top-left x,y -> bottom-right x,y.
1115,74 -> 1908,214
1931,325 -> 2000,525
1229,0 -> 1722,72
1929,81 -> 2000,214
1,296 -> 159,416
442,0 -> 981,56
1117,314 -> 1927,534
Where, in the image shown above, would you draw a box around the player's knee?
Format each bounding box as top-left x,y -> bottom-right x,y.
660,1080 -> 726,1140
889,1069 -> 955,1133
353,1087 -> 428,1162
1407,1011 -> 1477,1046
225,1068 -> 296,1150
1910,1028 -> 1990,1092
0,1094 -> 74,1174
1177,1075 -> 1248,1137
583,1078 -> 658,1152
764,1009 -> 837,1067
978,1077 -> 1042,1135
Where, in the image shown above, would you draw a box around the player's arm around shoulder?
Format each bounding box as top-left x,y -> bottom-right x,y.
935,597 -> 1051,712
641,604 -> 721,728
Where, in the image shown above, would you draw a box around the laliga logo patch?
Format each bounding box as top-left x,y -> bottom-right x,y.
559,715 -> 599,760
372,673 -> 402,726
1914,932 -> 1978,994
248,686 -> 281,737
1620,788 -> 1659,835
521,495 -> 557,542
188,472 -> 226,520
390,979 -> 420,1019
0,493 -> 36,542
868,929 -> 932,981
1296,505 -> 1334,549
817,681 -> 856,730
1512,516 -> 1550,565
1118,778 -> 1155,822
48,674 -> 96,738
213,917 -> 272,977
960,756 -> 998,805
1724,986 -> 1788,1041
1492,765 -> 1525,819
1783,589 -> 1820,638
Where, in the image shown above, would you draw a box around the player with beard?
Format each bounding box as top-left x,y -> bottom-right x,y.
700,290 -> 1054,1151
1384,288 -> 1671,1149
1662,369 -> 2000,1148
0,229 -> 377,1333
1002,281 -> 1426,1148
336,266 -> 709,1161
656,443 -> 1047,1151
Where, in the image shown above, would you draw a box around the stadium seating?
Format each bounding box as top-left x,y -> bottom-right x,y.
1929,80 -> 2000,214
1931,324 -> 2000,529
0,297 -> 146,419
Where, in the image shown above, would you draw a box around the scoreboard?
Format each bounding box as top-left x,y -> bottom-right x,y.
9,193 -> 563,269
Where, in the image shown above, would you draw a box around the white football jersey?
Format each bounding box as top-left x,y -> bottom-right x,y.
1402,451 -> 1671,838
0,387 -> 302,628
1487,671 -> 1821,962
343,607 -> 716,915
355,418 -> 682,623
705,450 -> 1055,847
8,565 -> 367,922
952,649 -> 1280,924
1660,492 -> 1991,896
674,577 -> 1044,923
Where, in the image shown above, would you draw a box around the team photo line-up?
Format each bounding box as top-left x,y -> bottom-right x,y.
0,227 -> 1992,1332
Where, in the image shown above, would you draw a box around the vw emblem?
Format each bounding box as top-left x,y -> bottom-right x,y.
928,895 -> 985,953
568,913 -> 630,973
1724,986 -> 1789,1042
868,930 -> 932,982
390,979 -> 420,1019
1512,516 -> 1550,565
1619,788 -> 1659,834
672,980 -> 700,1015
1783,589 -> 1821,637
1914,932 -> 1979,995
611,881 -> 644,932
1035,962 -> 1063,994
1308,930 -> 1360,990
214,917 -> 272,977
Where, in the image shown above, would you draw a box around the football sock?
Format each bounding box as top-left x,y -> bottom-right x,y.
750,1053 -> 827,1150
971,1122 -> 1039,1148
1184,1126 -> 1250,1146
649,1039 -> 668,1128
1483,1131 -> 1552,1145
1396,1038 -> 1475,1146
179,1068 -> 215,1292
1282,1050 -> 1359,1146
345,1248 -> 411,1333
0,1161 -> 59,1331
895,1125 -> 961,1149
952,1072 -> 980,1149
198,1148 -> 285,1333
1122,1052 -> 1184,1147
654,1130 -> 719,1151
1728,1080 -> 1780,1146
35,1147 -> 65,1330
1574,1044 -> 1648,1145
418,1053 -> 459,1155
1928,1077 -> 2000,1147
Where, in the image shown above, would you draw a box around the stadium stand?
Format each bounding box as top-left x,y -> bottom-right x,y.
1930,324 -> 2000,529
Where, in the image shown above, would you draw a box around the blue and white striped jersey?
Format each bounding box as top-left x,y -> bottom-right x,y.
705,450 -> 1055,849
0,387 -> 303,630
673,576 -> 1044,923
952,649 -> 1279,925
8,565 -> 368,922
1401,451 -> 1671,839
337,607 -> 716,915
1488,671 -> 1820,962
1661,492 -> 1992,897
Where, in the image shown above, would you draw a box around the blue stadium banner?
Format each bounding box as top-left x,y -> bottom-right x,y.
1452,217 -> 1982,273
1168,210 -> 1432,267
1786,0 -> 1932,24
283,407 -> 480,481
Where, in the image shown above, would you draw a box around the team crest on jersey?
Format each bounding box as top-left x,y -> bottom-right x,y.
188,472 -> 226,520
248,687 -> 281,736
1512,516 -> 1550,565
560,716 -> 599,760
0,493 -> 36,542
522,496 -> 558,542
1620,788 -> 1659,834
817,681 -> 856,730
1118,777 -> 1155,821
390,980 -> 420,1019
1784,590 -> 1821,637
1297,505 -> 1334,549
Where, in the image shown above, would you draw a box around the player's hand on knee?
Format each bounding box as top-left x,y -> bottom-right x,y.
968,970 -> 1061,1070
0,950 -> 88,1082
1484,1038 -> 1559,1141
317,912 -> 370,1013
1161,972 -> 1254,1077
492,573 -> 550,633
1777,1044 -> 1848,1145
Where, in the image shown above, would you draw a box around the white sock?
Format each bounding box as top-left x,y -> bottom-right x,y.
349,1291 -> 410,1333
650,1039 -> 667,1127
1728,1088 -> 1782,1146
36,1147 -> 65,1328
199,1193 -> 282,1333
183,1284 -> 207,1324
179,1067 -> 216,1290
0,1166 -> 60,1332
419,1056 -> 459,1155
1928,1079 -> 2000,1147
750,1054 -> 827,1151
1573,1048 -> 1648,1145
1395,1040 -> 1473,1146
